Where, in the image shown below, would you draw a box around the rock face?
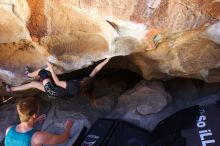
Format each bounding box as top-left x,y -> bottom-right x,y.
130,24 -> 220,82
0,100 -> 18,143
0,40 -> 48,85
0,7 -> 29,43
0,0 -> 220,85
109,80 -> 171,129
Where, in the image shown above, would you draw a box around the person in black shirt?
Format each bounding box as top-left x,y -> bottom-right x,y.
5,58 -> 111,105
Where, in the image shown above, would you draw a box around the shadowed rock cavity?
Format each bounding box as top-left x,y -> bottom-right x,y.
1,69 -> 220,143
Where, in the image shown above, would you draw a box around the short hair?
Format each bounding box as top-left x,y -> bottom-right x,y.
16,97 -> 40,122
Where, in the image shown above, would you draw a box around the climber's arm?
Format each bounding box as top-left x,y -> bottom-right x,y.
46,62 -> 67,89
89,58 -> 111,77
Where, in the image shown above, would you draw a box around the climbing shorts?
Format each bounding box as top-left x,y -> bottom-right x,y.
66,80 -> 81,96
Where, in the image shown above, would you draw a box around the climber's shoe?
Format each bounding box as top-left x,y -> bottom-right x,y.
2,82 -> 12,93
6,85 -> 12,92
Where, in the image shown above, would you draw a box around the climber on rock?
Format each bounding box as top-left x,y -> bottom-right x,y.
4,96 -> 73,146
5,57 -> 111,105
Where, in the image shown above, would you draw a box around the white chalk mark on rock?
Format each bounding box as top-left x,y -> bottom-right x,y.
0,68 -> 15,78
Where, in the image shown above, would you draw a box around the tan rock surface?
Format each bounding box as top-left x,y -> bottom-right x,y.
0,40 -> 48,85
130,23 -> 220,82
0,0 -> 220,86
191,0 -> 220,19
27,0 -> 47,37
0,6 -> 30,43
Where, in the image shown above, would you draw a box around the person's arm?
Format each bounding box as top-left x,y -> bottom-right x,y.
89,57 -> 111,77
46,62 -> 67,89
32,120 -> 73,146
27,69 -> 41,78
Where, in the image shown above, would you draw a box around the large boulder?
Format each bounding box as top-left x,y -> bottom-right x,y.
130,22 -> 220,82
109,80 -> 171,129
0,0 -> 220,86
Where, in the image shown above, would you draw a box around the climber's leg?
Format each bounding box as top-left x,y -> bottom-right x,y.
10,81 -> 45,92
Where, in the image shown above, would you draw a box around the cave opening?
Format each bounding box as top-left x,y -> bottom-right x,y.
48,59 -> 220,115
58,57 -> 143,101
53,61 -> 220,126
1,57 -> 220,106
58,56 -> 220,103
